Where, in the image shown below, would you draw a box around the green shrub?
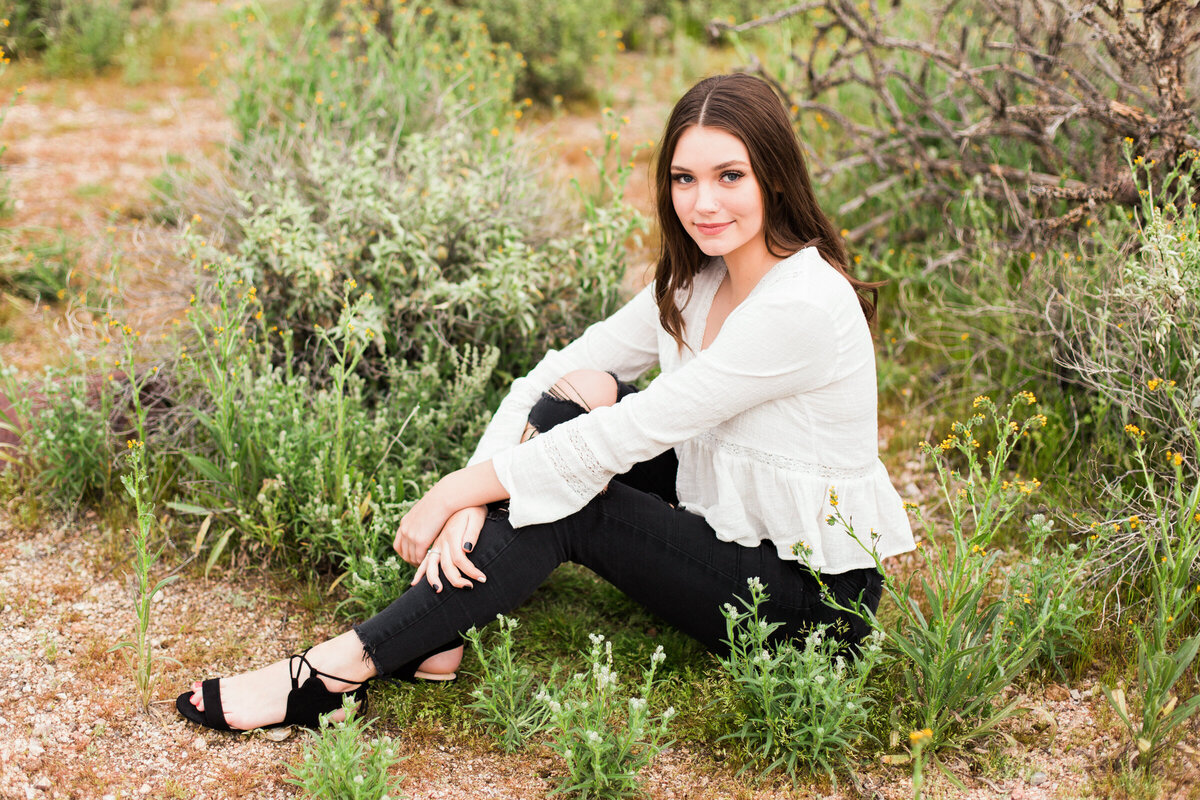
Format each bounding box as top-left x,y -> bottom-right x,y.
837,395 -> 1054,767
464,615 -> 554,752
193,121 -> 638,386
226,0 -> 518,147
1,0 -> 53,59
1102,409 -> 1200,774
537,633 -> 675,799
41,0 -> 132,77
288,696 -> 408,800
1003,513 -> 1094,680
457,0 -> 621,103
0,364 -> 114,513
717,577 -> 885,784
170,264 -> 496,575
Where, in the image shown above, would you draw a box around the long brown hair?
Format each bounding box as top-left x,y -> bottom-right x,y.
652,73 -> 879,350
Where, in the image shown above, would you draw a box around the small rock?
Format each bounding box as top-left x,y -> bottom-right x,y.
31,722 -> 51,739
1029,771 -> 1048,786
1045,684 -> 1069,701
139,783 -> 150,795
102,795 -> 115,800
1010,788 -> 1025,800
33,776 -> 51,791
192,737 -> 206,751
1069,688 -> 1080,701
26,740 -> 44,758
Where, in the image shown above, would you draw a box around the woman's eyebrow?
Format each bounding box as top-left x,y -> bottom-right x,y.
670,160 -> 749,172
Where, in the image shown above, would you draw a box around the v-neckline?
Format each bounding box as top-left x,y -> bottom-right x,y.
696,261 -> 729,353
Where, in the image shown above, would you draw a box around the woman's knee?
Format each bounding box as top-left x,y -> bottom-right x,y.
550,369 -> 619,410
524,370 -> 619,441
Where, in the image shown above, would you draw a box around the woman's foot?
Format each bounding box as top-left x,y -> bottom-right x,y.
184,631 -> 375,731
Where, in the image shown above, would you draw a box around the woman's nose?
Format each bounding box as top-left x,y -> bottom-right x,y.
696,181 -> 720,213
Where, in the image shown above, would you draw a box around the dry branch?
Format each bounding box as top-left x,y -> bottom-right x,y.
713,0 -> 1200,246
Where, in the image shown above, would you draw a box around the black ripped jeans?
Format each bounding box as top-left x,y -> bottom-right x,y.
354,382 -> 882,675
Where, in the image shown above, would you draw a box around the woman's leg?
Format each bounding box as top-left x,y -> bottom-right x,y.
355,480 -> 881,673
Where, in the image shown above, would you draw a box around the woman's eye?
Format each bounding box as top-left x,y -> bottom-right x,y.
671,174 -> 694,185
721,170 -> 745,183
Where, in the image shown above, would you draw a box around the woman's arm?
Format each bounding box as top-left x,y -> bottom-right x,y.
468,284 -> 660,466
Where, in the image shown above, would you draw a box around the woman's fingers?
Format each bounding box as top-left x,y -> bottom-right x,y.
438,547 -> 472,590
423,548 -> 443,592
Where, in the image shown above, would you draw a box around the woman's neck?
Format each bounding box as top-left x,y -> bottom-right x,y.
723,241 -> 784,303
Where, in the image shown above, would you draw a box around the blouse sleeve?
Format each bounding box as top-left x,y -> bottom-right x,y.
491,281 -> 843,527
466,284 -> 661,466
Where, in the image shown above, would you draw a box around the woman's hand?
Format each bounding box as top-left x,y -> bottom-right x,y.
394,461 -> 508,567
412,505 -> 487,592
394,486 -> 455,566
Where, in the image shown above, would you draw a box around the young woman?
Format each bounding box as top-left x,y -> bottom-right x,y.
178,73 -> 915,733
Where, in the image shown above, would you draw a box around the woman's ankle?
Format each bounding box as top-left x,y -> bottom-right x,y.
307,631 -> 379,690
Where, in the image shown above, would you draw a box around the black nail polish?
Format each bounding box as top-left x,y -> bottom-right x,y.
433,584 -> 442,592
463,542 -> 474,553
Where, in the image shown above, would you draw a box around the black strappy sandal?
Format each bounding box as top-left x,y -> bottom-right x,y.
176,648 -> 368,732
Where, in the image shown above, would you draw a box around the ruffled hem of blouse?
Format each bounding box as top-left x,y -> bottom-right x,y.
677,440 -> 915,573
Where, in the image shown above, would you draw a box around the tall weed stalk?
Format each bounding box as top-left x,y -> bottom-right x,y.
109,440 -> 178,712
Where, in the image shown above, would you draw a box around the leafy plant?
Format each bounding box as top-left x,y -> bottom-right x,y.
837,394 -> 1055,773
537,634 -> 675,799
41,0 -> 132,77
225,0 -> 518,147
463,615 -> 554,752
717,576 -> 885,784
1003,513 -> 1094,680
0,363 -> 114,512
1102,400 -> 1200,773
288,696 -> 408,800
109,440 -> 179,712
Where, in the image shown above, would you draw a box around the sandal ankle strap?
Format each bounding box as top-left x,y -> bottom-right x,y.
289,648 -> 365,690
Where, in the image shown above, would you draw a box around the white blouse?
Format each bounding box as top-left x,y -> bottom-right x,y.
468,247 -> 915,573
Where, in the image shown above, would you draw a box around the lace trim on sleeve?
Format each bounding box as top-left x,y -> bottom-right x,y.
543,435 -> 594,500
697,432 -> 873,480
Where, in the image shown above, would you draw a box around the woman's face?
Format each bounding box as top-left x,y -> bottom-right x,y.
669,125 -> 767,269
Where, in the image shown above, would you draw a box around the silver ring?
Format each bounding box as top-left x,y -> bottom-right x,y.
426,548 -> 440,557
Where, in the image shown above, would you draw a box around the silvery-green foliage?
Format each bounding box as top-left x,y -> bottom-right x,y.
201,123 -> 632,385
288,696 -> 407,800
718,577 -> 884,784
538,634 -> 675,799
463,615 -> 554,752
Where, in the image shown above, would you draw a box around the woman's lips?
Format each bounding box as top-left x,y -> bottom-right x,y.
695,222 -> 732,235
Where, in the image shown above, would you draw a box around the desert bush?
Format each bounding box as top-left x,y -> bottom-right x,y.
288,696 -> 407,800
835,395 -> 1056,770
715,0 -> 1199,246
169,263 -> 496,575
1101,412 -> 1200,774
1051,147 -> 1200,461
40,0 -> 132,77
717,577 -> 885,785
537,634 -> 675,799
0,364 -> 114,512
464,615 -> 555,752
1002,513 -> 1094,680
453,0 -> 622,103
191,118 -> 639,387
226,0 -> 518,147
